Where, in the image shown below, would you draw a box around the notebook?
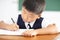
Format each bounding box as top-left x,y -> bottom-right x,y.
0,29 -> 33,35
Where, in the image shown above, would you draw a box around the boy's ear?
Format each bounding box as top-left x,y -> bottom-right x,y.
37,14 -> 41,19
37,17 -> 40,19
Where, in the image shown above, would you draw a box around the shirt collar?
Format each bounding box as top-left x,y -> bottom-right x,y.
25,20 -> 36,28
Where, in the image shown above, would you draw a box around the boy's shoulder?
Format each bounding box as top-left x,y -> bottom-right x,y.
37,17 -> 44,21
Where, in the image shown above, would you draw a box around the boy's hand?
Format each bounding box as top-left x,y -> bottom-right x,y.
5,24 -> 19,31
22,30 -> 37,36
0,21 -> 19,31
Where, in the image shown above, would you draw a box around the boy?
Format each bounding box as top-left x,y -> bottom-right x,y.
0,0 -> 59,36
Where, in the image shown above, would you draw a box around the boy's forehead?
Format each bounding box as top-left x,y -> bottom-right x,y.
22,7 -> 41,16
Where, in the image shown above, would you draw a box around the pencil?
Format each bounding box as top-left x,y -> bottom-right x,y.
11,18 -> 15,23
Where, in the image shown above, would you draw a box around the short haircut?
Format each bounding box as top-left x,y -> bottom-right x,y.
22,0 -> 46,14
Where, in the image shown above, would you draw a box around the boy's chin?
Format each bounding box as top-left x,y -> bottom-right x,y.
26,21 -> 33,23
24,20 -> 33,23
23,19 -> 34,22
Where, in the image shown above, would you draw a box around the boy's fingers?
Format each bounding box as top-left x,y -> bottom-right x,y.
15,24 -> 19,30
8,24 -> 19,31
13,24 -> 19,28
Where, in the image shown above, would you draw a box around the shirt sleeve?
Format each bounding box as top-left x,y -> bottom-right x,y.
55,19 -> 60,32
42,18 -> 55,28
42,17 -> 60,32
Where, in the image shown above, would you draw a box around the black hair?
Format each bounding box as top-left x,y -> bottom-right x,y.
23,0 -> 45,14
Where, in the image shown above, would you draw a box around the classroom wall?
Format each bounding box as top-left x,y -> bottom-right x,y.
0,0 -> 60,24
0,0 -> 19,23
19,0 -> 60,11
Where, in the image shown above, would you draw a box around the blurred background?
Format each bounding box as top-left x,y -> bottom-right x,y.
0,0 -> 60,24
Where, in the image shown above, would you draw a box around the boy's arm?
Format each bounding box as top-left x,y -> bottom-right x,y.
22,24 -> 59,36
35,24 -> 58,35
0,21 -> 19,31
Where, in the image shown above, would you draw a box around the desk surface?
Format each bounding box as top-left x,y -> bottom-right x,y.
0,34 -> 60,40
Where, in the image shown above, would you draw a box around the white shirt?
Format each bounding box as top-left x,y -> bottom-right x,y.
25,20 -> 35,29
0,14 -> 60,32
43,17 -> 60,32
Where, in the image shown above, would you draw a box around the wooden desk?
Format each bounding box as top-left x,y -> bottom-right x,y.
0,34 -> 60,40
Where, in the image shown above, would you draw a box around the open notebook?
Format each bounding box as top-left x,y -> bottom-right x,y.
0,29 -> 33,35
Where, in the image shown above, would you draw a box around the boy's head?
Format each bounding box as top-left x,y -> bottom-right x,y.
21,0 -> 45,22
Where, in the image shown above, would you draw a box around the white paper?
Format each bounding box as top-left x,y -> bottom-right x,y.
0,29 -> 33,35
